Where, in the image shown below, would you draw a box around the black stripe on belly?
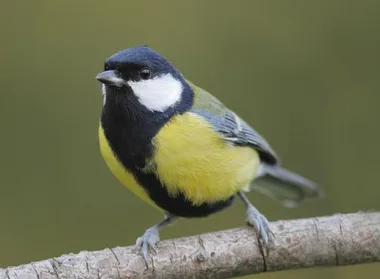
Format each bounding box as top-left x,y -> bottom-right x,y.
134,170 -> 235,217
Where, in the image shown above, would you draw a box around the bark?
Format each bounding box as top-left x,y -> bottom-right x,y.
1,212 -> 379,279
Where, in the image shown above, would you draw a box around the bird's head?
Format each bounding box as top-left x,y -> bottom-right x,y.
96,46 -> 192,113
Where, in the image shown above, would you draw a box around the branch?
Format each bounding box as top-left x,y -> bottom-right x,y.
1,212 -> 379,279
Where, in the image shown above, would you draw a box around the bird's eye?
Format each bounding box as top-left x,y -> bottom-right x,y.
139,67 -> 151,80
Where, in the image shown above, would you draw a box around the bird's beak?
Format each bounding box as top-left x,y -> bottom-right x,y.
95,70 -> 125,87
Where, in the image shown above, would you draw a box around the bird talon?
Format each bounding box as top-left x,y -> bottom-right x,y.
135,237 -> 143,248
246,205 -> 274,248
136,226 -> 160,265
268,228 -> 276,240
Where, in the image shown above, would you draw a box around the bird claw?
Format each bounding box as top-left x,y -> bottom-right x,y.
246,205 -> 274,255
136,226 -> 160,265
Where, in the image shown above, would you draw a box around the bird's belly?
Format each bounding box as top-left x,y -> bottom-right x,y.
99,123 -> 234,217
153,112 -> 261,206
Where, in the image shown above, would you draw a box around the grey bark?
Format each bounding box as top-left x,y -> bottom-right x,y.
1,212 -> 379,279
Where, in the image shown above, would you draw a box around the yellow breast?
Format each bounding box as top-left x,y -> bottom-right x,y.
98,124 -> 162,210
153,112 -> 260,205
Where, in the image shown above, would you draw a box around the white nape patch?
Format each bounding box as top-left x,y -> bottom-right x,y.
127,74 -> 183,112
101,84 -> 107,106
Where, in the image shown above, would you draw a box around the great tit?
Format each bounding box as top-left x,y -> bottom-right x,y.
96,46 -> 321,262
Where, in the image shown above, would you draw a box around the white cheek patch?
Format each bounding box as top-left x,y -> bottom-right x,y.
127,74 -> 183,112
101,84 -> 107,106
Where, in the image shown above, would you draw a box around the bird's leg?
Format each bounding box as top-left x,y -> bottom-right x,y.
237,191 -> 274,248
136,213 -> 177,264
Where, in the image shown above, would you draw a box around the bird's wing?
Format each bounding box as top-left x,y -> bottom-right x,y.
187,80 -> 279,165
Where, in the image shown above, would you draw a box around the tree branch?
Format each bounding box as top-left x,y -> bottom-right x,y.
1,212 -> 379,279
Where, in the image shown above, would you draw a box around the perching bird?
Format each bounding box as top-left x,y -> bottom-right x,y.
96,46 -> 321,262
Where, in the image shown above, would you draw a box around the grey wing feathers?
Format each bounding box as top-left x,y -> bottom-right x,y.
228,114 -> 278,164
188,80 -> 278,164
187,80 -> 322,206
252,163 -> 323,207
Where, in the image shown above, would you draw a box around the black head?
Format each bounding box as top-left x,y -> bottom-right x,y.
96,46 -> 192,113
104,46 -> 179,82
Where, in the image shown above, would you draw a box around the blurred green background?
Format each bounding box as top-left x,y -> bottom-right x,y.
1,1 -> 379,278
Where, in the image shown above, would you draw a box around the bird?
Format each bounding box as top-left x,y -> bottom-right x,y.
95,46 -> 322,263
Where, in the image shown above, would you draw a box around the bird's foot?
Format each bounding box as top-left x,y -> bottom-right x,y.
246,205 -> 274,254
136,226 -> 160,265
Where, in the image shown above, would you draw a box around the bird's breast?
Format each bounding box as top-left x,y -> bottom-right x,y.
98,110 -> 261,217
152,112 -> 261,205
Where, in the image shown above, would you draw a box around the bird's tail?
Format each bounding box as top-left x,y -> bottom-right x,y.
249,163 -> 323,207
